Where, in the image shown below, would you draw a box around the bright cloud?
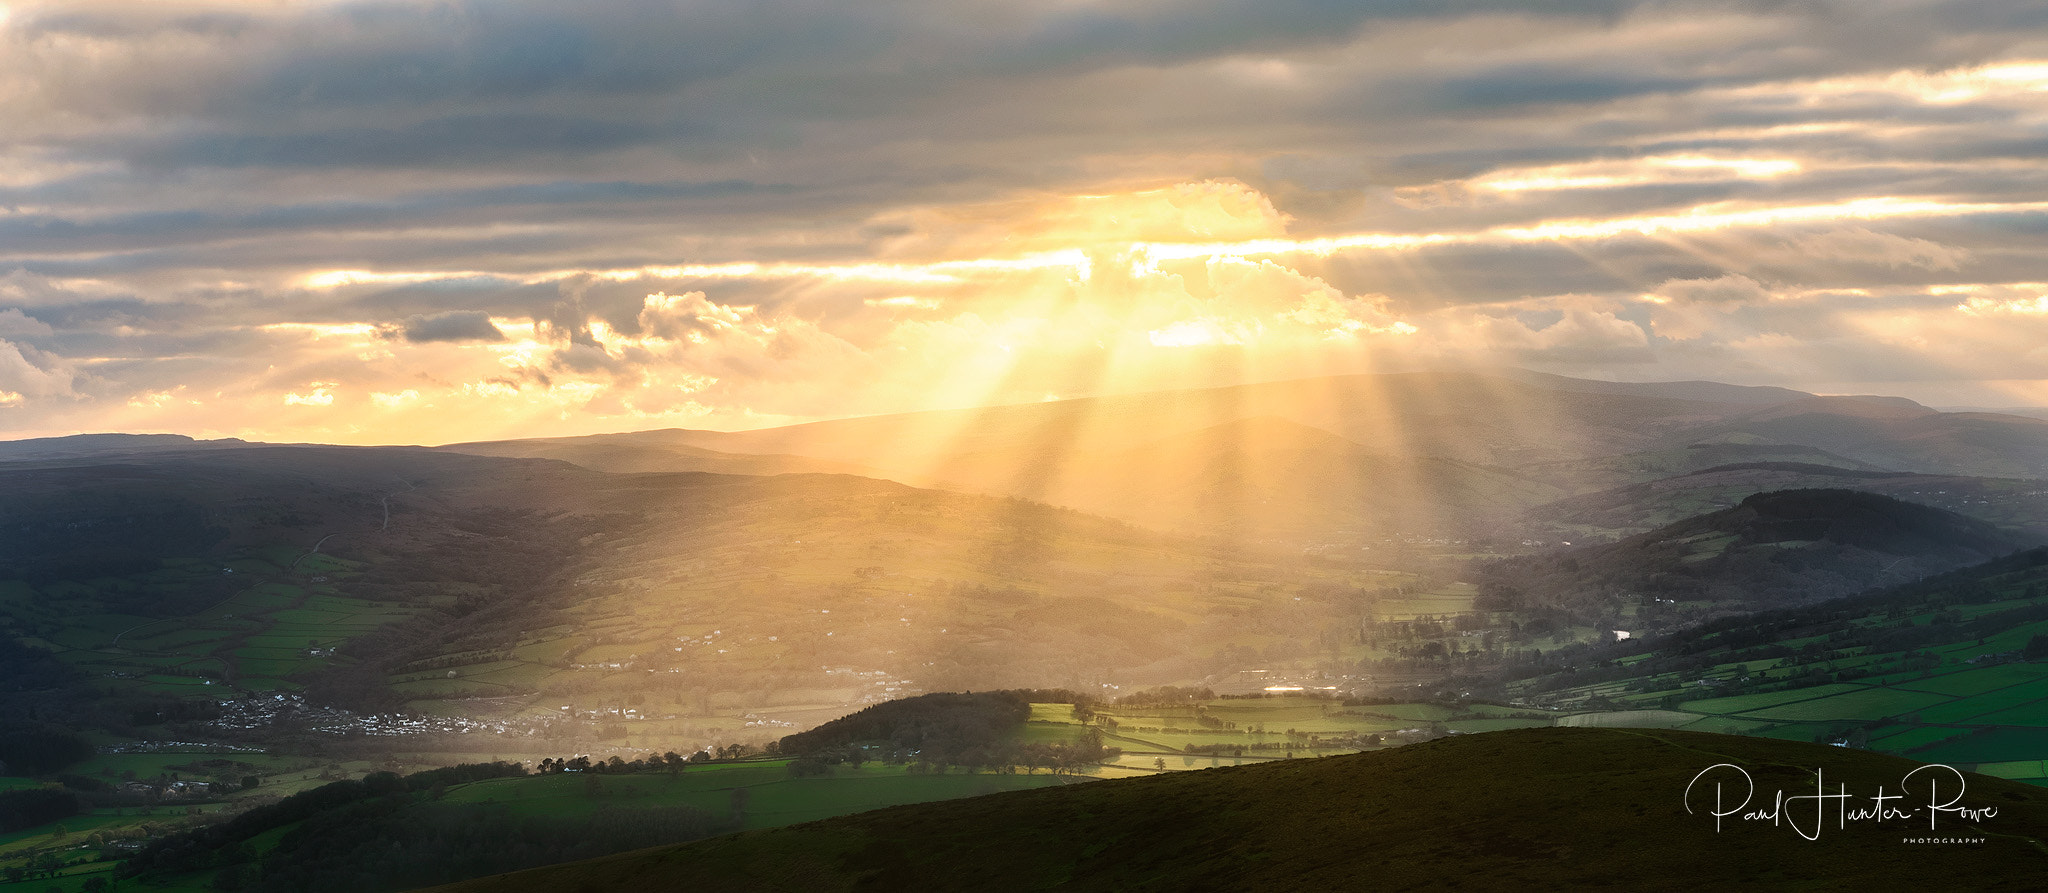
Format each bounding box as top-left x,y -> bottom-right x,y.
6,2 -> 2048,440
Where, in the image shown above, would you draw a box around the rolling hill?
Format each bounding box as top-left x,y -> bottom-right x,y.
0,443 -> 1390,753
1477,489 -> 2037,623
1530,461 -> 2048,539
433,369 -> 2048,543
437,434 -> 887,479
920,415 -> 1565,539
427,727 -> 2048,892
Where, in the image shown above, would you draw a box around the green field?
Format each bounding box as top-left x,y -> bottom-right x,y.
444,762 -> 1071,832
1509,556 -> 2048,777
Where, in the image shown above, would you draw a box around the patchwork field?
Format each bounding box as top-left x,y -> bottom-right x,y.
1513,556 -> 2048,784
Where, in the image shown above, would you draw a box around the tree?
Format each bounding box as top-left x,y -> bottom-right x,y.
787,758 -> 831,778
1153,758 -> 1166,771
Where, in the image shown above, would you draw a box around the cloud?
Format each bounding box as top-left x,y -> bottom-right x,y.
1441,308 -> 1654,365
7,2 -> 2048,437
0,337 -> 77,400
1789,227 -> 1968,271
1649,274 -> 1773,306
387,310 -> 506,343
0,308 -> 53,336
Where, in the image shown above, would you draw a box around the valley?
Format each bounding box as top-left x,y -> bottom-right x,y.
8,369 -> 2048,890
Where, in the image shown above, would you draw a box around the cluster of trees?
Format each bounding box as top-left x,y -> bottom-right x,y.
0,636 -> 79,703
790,728 -> 1121,776
535,750 -> 719,775
2,852 -> 90,885
0,489 -> 228,590
778,691 -> 1036,762
776,690 -> 1124,772
0,723 -> 93,775
1114,686 -> 1214,707
0,788 -> 81,833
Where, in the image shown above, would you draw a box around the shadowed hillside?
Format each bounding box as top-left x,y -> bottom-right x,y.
1479,489 -> 2036,622
426,727 -> 2048,892
1530,462 -> 2048,539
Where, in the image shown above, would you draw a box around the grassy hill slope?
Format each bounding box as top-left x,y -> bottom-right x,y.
1508,548 -> 2048,774
428,727 -> 2048,892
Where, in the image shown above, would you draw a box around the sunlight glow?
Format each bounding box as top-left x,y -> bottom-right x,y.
301,270 -> 494,289
1475,155 -> 1802,192
261,322 -> 379,339
1148,318 -> 1254,347
601,250 -> 1091,285
1712,58 -> 2048,105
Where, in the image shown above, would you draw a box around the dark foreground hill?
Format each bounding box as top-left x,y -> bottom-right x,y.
1481,489 -> 2035,622
427,728 -> 2048,892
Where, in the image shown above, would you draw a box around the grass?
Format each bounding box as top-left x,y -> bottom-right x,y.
1736,687 -> 1950,721
1896,663 -> 2048,697
1556,709 -> 1698,728
421,728 -> 2048,893
1916,728 -> 2048,763
1678,683 -> 1863,715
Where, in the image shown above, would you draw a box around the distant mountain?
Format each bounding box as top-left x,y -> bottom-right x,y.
642,369 -> 1817,470
1532,463 -> 2048,538
20,371 -> 2048,546
1497,368 -> 1815,404
1699,398 -> 2048,478
428,727 -> 2048,892
0,432 -> 249,461
437,434 -> 887,478
1939,405 -> 2048,421
1519,442 -> 1885,493
424,369 -> 2048,543
1479,489 -> 2036,620
975,415 -> 1563,538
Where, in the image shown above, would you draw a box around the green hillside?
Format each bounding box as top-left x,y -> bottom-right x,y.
1510,548 -> 2048,780
427,728 -> 2048,892
86,756 -> 1073,893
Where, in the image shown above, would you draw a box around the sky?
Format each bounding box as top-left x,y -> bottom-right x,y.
5,0 -> 2048,445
